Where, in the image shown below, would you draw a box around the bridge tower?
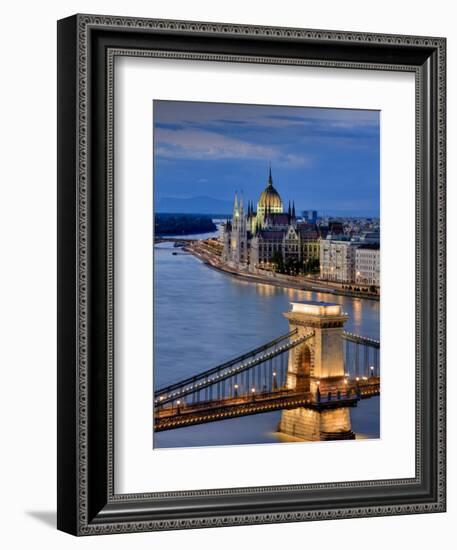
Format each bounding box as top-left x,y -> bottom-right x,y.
284,301 -> 348,391
279,301 -> 355,441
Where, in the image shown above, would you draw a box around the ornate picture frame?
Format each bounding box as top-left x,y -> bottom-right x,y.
57,14 -> 446,535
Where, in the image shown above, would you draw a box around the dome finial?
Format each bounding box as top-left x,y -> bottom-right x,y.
257,165 -> 283,215
268,163 -> 273,186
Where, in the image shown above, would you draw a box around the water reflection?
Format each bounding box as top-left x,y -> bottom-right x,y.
153,242 -> 380,448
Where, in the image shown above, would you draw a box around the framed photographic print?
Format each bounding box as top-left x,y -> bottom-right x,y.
57,14 -> 446,535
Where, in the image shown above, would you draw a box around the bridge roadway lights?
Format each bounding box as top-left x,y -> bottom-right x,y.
153,389 -> 369,432
153,298 -> 380,440
154,390 -> 377,431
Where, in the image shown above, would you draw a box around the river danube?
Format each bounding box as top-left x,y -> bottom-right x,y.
154,236 -> 380,449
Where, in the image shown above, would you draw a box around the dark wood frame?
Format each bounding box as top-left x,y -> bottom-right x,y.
57,14 -> 446,535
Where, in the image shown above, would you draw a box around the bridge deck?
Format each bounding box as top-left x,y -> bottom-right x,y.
154,379 -> 380,432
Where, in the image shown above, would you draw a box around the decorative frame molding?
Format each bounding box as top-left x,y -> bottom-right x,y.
57,14 -> 446,535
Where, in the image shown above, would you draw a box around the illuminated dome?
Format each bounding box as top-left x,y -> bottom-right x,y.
257,167 -> 283,214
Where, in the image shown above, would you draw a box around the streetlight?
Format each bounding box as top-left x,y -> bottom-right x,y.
251,387 -> 256,401
370,365 -> 375,377
355,377 -> 361,398
344,378 -> 350,398
272,371 -> 277,390
316,380 -> 321,403
233,383 -> 239,398
176,400 -> 181,414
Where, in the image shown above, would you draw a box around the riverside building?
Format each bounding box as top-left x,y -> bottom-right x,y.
319,233 -> 380,289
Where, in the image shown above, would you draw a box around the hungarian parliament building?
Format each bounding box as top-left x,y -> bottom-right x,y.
220,167 -> 380,289
221,168 -> 323,271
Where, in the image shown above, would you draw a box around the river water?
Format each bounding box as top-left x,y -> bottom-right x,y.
154,235 -> 380,449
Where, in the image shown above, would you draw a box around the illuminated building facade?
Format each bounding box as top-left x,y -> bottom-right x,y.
221,167 -> 322,270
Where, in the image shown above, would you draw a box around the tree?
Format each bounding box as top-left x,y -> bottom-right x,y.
303,257 -> 320,275
271,250 -> 284,273
285,257 -> 300,275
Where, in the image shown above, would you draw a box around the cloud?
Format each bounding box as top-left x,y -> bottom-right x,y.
155,122 -> 186,130
153,101 -> 378,166
283,154 -> 311,167
155,127 -> 279,161
154,101 -> 379,136
153,101 -> 379,214
154,127 -> 314,168
214,119 -> 248,125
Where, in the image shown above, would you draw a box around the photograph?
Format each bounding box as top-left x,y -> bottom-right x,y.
153,100 -> 381,449
51,6 -> 446,539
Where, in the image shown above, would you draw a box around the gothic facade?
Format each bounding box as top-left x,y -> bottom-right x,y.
221,168 -> 323,271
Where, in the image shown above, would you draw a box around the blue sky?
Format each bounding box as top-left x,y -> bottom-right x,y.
153,101 -> 380,216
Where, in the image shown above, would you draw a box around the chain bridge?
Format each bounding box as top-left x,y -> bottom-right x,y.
154,301 -> 380,440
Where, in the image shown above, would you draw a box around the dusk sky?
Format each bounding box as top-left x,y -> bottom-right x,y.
153,101 -> 380,216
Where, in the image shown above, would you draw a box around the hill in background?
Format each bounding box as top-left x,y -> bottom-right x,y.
156,195 -> 232,215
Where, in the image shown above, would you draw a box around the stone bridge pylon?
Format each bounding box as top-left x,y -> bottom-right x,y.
279,301 -> 355,441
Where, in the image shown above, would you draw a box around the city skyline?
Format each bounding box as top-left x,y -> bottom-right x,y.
153,100 -> 380,216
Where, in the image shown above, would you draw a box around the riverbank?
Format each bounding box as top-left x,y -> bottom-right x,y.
185,241 -> 380,302
154,239 -> 380,448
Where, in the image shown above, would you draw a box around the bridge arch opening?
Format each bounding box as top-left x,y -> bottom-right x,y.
296,345 -> 312,392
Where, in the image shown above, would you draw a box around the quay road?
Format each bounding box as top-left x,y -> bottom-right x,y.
153,236 -> 379,300
182,239 -> 380,300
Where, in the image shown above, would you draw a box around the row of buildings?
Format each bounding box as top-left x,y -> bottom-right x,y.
220,168 -> 380,288
320,237 -> 380,287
